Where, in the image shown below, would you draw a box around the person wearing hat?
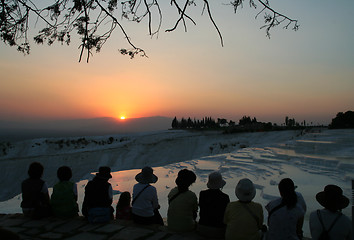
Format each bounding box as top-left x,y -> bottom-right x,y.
224,178 -> 264,240
82,166 -> 114,222
197,171 -> 230,239
131,166 -> 163,225
265,178 -> 305,240
167,169 -> 198,232
309,184 -> 352,240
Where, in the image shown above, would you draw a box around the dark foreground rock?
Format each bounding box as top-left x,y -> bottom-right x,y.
0,214 -> 311,240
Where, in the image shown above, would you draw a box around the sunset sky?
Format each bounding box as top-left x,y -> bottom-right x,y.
1,0 -> 353,125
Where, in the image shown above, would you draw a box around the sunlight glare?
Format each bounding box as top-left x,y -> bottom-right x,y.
120,116 -> 126,120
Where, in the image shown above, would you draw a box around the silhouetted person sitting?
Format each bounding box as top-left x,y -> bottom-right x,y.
116,191 -> 132,221
50,166 -> 78,217
309,185 -> 352,240
82,166 -> 114,223
131,166 -> 163,225
198,171 -> 230,239
224,178 -> 264,240
21,162 -> 51,219
167,169 -> 198,232
266,178 -> 305,240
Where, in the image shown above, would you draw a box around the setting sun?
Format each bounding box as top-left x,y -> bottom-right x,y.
120,116 -> 126,120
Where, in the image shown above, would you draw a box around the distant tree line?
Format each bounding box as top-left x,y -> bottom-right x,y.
170,112 -> 352,133
171,117 -> 223,130
171,115 -> 309,133
329,111 -> 354,129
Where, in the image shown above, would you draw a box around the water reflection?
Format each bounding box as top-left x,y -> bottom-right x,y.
296,140 -> 334,144
1,146 -> 353,215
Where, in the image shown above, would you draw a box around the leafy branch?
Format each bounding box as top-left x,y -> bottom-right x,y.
230,0 -> 299,38
0,0 -> 299,62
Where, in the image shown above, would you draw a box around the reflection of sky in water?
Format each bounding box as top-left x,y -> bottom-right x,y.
0,142 -> 352,238
107,150 -> 352,237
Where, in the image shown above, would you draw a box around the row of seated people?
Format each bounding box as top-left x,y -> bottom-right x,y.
20,162 -> 352,240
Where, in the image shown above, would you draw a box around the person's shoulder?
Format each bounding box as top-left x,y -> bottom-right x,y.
147,184 -> 157,192
188,189 -> 197,196
296,192 -> 305,202
225,201 -> 239,210
85,179 -> 95,188
266,197 -> 281,210
199,189 -> 207,199
104,180 -> 112,186
270,197 -> 281,204
295,203 -> 305,212
222,191 -> 230,199
133,182 -> 144,189
339,213 -> 352,226
251,201 -> 263,208
309,209 -> 318,217
182,190 -> 197,200
295,191 -> 304,197
21,178 -> 30,184
228,201 -> 239,207
309,210 -> 319,223
168,187 -> 178,196
199,189 -> 207,195
296,192 -> 307,206
200,189 -> 218,196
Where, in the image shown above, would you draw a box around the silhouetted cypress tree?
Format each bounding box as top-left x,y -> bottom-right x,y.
172,116 -> 178,129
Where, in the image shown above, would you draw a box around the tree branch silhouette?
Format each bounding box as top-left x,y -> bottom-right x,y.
0,0 -> 299,62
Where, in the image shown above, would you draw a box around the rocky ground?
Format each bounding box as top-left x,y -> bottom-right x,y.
0,214 -> 312,240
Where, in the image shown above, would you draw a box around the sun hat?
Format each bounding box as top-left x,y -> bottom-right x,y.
135,166 -> 158,184
316,185 -> 349,211
207,171 -> 226,189
235,178 -> 256,202
96,166 -> 112,179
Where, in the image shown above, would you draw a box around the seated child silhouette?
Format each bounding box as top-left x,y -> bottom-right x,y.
50,166 -> 79,217
116,191 -> 132,220
21,162 -> 51,219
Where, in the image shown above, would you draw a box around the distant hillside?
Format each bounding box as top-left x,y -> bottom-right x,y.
0,116 -> 172,141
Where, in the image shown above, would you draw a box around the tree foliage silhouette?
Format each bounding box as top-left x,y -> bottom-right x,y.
172,116 -> 217,129
329,111 -> 354,129
0,0 -> 299,62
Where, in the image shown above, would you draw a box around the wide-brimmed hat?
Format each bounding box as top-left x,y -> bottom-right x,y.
235,178 -> 256,202
135,166 -> 158,184
316,185 -> 349,211
207,171 -> 226,189
96,166 -> 112,179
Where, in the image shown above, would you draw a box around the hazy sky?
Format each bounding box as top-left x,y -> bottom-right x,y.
1,0 -> 353,125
